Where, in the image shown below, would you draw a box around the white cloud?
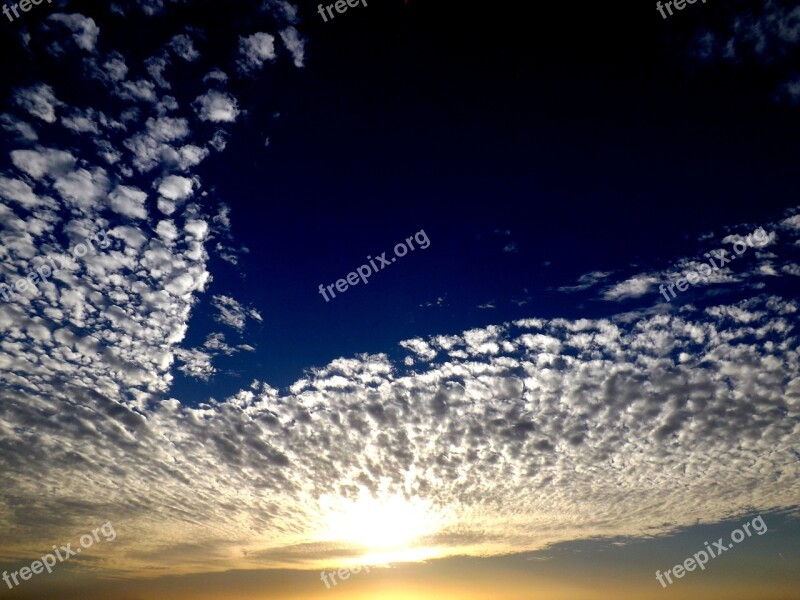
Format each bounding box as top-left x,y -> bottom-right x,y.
193,90 -> 240,123
237,32 -> 276,72
558,270 -> 614,293
603,274 -> 661,301
211,295 -> 260,332
53,167 -> 110,211
185,219 -> 209,241
157,175 -> 194,201
0,176 -> 48,209
279,27 -> 305,68
13,84 -> 61,123
145,54 -> 171,89
61,109 -> 100,133
103,51 -> 129,81
123,117 -> 191,172
176,144 -> 209,169
1,113 -> 38,142
109,185 -> 148,219
47,13 -> 100,52
1,296 -> 797,576
10,147 -> 76,180
169,33 -> 200,62
174,347 -> 215,380
203,69 -> 228,84
209,130 -> 228,152
117,80 -> 158,103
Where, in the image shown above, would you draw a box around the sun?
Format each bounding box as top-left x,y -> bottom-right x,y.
320,490 -> 439,553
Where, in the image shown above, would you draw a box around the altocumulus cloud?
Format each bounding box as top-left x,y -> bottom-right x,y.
1,296 -> 798,575
0,0 -> 797,582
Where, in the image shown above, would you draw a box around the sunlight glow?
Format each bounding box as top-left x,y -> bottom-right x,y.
321,491 -> 439,551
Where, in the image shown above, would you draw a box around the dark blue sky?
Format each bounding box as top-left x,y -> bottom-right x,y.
155,0 -> 800,397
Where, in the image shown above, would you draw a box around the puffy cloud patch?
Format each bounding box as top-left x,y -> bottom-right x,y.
279,27 -> 305,67
103,51 -> 130,81
0,176 -> 49,210
237,32 -> 276,72
13,84 -> 61,123
211,294 -> 262,332
169,33 -> 200,62
157,175 -> 194,201
193,90 -> 240,123
109,185 -> 148,219
0,296 -> 797,576
47,13 -> 100,52
10,147 -> 76,180
53,167 -> 110,212
1,114 -> 38,142
603,274 -> 661,301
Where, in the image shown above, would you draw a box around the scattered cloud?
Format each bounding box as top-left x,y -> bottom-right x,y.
238,32 -> 276,73
279,27 -> 305,68
193,90 -> 241,123
558,270 -> 614,293
212,295 -> 262,332
169,33 -> 200,61
13,84 -> 61,123
47,13 -> 100,52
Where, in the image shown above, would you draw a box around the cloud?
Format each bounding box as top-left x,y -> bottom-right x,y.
237,32 -> 276,72
61,109 -> 101,134
3,0 -> 795,583
689,0 -> 800,100
117,80 -> 159,103
123,117 -> 193,172
103,51 -> 129,81
558,270 -> 614,293
211,294 -> 262,332
193,90 -> 241,123
0,295 -> 797,576
157,175 -> 194,201
279,27 -> 305,68
10,147 -> 76,180
203,69 -> 229,84
602,274 -> 661,301
0,176 -> 51,209
13,84 -> 61,123
53,167 -> 110,212
47,13 -> 100,52
174,347 -> 215,380
169,33 -> 200,61
1,114 -> 38,142
145,54 -> 171,88
693,0 -> 800,64
109,185 -> 148,219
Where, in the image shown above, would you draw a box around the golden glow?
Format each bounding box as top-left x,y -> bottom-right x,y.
320,491 -> 439,552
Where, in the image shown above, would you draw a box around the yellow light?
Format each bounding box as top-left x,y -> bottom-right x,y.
321,491 -> 438,552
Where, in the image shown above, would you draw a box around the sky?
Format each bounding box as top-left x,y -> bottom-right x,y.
0,0 -> 798,599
